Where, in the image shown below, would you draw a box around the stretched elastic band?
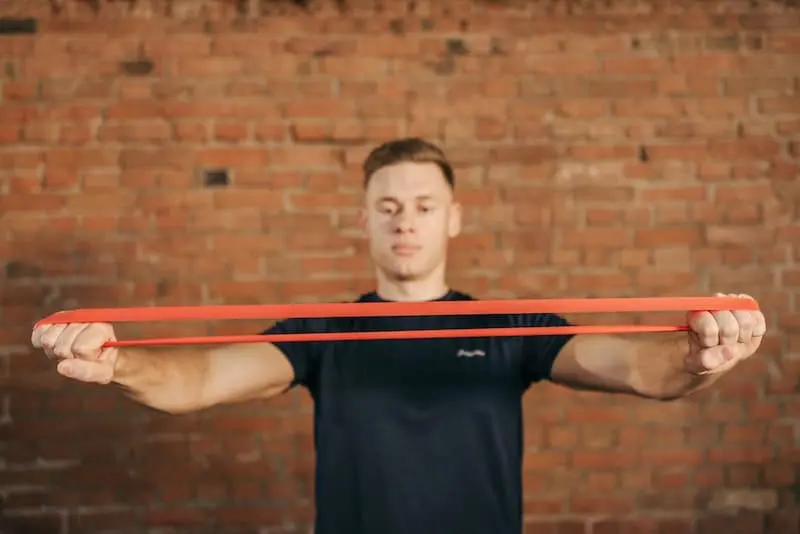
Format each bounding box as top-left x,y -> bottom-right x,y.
33,296 -> 758,348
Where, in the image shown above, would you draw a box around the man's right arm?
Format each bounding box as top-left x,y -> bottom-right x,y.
31,322 -> 298,415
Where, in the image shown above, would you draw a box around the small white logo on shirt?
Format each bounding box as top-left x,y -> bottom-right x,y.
457,349 -> 486,358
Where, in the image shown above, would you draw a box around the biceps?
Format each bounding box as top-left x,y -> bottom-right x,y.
201,342 -> 297,407
549,334 -> 640,395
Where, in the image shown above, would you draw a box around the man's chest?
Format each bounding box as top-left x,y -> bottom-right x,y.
315,317 -> 526,399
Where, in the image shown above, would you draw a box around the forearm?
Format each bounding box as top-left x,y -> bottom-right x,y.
112,346 -> 211,414
552,333 -> 722,400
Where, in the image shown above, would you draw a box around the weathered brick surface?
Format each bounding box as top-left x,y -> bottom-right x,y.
0,1 -> 798,532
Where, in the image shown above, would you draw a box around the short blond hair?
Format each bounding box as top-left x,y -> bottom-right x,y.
362,137 -> 454,189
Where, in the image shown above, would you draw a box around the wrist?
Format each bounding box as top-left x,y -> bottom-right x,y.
109,347 -> 132,385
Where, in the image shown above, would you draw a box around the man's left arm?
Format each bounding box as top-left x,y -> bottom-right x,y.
548,294 -> 767,400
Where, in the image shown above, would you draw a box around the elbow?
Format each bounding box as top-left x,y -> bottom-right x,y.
131,395 -> 206,415
636,384 -> 693,402
147,403 -> 205,416
155,396 -> 212,414
646,391 -> 685,402
155,405 -> 197,415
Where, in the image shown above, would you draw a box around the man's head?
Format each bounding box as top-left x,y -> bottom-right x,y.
360,137 -> 462,283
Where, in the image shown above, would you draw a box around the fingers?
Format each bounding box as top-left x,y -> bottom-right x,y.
71,325 -> 115,359
709,292 -> 741,346
752,309 -> 767,338
53,324 -> 90,360
690,293 -> 764,346
737,293 -> 767,340
686,292 -> 767,375
714,309 -> 740,346
688,311 -> 719,348
31,322 -> 115,361
35,324 -> 68,360
31,321 -> 118,384
728,294 -> 766,357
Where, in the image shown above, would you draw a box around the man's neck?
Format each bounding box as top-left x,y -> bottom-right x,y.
375,272 -> 450,302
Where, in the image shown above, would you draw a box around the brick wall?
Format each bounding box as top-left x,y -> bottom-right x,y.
1,0 -> 798,533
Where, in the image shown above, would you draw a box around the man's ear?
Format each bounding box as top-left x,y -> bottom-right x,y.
358,207 -> 368,232
448,201 -> 462,238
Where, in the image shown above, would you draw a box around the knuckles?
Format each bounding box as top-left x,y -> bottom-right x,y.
718,324 -> 740,339
72,342 -> 100,357
39,333 -> 60,349
52,346 -> 73,359
31,323 -> 115,358
738,315 -> 756,330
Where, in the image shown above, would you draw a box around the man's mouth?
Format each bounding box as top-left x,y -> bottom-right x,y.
392,244 -> 421,256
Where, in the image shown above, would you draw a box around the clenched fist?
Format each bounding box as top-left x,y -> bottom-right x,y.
684,293 -> 766,376
31,323 -> 119,384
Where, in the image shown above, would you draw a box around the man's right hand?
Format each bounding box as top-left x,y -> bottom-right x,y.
31,323 -> 119,384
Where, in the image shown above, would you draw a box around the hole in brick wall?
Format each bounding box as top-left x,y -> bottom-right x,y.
80,0 -> 102,14
446,38 -> 469,56
120,59 -> 154,76
5,260 -> 43,279
427,57 -> 455,75
638,146 -> 649,163
388,19 -> 404,35
235,0 -> 249,16
203,169 -> 230,188
0,18 -> 37,34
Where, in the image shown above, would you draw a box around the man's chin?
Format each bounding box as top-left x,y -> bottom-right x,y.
379,263 -> 422,281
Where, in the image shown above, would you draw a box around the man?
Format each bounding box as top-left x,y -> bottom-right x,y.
31,138 -> 765,534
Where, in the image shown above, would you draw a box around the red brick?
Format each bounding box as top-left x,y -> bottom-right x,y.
641,185 -> 708,201
759,95 -> 800,114
197,147 -> 269,167
635,227 -> 701,246
708,138 -> 783,158
602,56 -> 671,74
572,450 -> 638,470
572,494 -> 637,515
614,98 -> 685,118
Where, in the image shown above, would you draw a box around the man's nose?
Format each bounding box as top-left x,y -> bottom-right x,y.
394,211 -> 416,233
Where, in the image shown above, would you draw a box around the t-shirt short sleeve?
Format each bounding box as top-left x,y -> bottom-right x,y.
514,313 -> 575,386
261,317 -> 323,391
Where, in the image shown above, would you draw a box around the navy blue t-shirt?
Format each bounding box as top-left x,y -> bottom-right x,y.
264,290 -> 573,534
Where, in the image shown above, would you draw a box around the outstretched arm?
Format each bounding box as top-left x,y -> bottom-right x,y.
31,322 -> 299,414
549,294 -> 766,400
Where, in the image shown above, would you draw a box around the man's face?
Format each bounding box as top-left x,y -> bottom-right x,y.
361,162 -> 461,282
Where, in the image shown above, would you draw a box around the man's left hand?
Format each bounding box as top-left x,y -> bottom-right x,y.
684,293 -> 766,375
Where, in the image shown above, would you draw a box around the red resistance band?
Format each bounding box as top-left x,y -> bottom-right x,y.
33,296 -> 760,348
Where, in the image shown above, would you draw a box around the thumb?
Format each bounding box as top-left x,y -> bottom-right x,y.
57,359 -> 114,384
686,346 -> 738,375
